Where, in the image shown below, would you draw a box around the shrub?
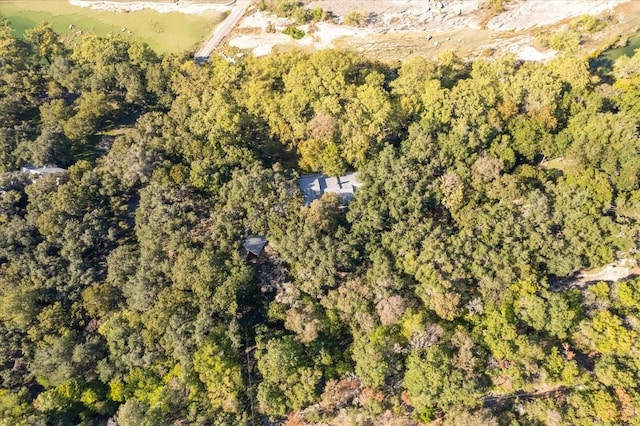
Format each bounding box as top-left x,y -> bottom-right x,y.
311,7 -> 326,22
292,7 -> 311,24
570,15 -> 607,33
276,0 -> 298,16
283,26 -> 305,40
345,11 -> 366,27
488,0 -> 508,14
536,29 -> 581,52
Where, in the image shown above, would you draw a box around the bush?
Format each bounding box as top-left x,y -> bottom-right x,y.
276,0 -> 299,16
487,0 -> 508,14
283,26 -> 305,40
311,7 -> 326,22
292,7 -> 311,24
345,11 -> 366,27
570,15 -> 607,33
260,0 -> 324,24
536,29 -> 581,52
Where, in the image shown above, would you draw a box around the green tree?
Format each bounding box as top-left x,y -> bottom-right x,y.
352,326 -> 404,388
24,23 -> 63,65
256,336 -> 321,416
405,345 -> 480,421
573,310 -> 637,356
193,333 -> 244,413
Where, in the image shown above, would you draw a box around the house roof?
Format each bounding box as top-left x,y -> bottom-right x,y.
21,164 -> 67,176
297,172 -> 361,206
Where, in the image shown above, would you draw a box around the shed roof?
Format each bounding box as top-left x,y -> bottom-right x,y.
242,236 -> 267,256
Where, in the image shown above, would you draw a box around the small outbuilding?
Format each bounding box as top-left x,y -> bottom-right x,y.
242,235 -> 267,258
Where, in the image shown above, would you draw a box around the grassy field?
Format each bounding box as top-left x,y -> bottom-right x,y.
0,0 -> 225,54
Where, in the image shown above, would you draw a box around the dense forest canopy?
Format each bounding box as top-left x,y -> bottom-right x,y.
1,18 -> 640,425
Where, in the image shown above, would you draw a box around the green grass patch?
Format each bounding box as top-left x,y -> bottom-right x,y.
0,0 -> 225,54
600,34 -> 640,61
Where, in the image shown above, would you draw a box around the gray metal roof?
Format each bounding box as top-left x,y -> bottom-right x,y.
297,172 -> 361,206
21,165 -> 67,176
242,236 -> 267,256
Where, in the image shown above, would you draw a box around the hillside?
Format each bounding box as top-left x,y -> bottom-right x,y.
1,2 -> 640,426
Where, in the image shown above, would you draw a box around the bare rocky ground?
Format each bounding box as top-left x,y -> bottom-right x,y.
70,1 -> 640,60
228,0 -> 640,61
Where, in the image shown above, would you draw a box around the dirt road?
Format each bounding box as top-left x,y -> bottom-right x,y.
195,0 -> 251,60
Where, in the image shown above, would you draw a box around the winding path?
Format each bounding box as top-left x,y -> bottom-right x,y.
195,0 -> 251,60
